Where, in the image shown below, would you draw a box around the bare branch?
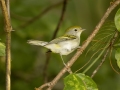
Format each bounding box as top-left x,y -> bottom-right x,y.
5,0 -> 10,17
0,0 -> 12,90
0,0 -> 11,32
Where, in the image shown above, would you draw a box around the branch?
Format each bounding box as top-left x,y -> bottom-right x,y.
0,0 -> 11,31
5,0 -> 10,17
0,0 -> 12,90
43,0 -> 68,83
37,0 -> 120,90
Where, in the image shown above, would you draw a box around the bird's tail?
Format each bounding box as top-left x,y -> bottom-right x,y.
27,40 -> 48,46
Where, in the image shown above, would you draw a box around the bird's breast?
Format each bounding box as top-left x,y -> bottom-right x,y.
58,40 -> 80,55
45,39 -> 80,55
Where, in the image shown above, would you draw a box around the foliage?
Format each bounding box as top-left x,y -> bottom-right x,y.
64,73 -> 98,90
0,42 -> 5,56
115,48 -> 120,69
115,8 -> 120,32
114,8 -> 120,69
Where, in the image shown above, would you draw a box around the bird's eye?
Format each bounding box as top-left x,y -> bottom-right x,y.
74,29 -> 77,31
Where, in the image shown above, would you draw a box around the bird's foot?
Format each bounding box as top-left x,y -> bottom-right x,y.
63,63 -> 72,74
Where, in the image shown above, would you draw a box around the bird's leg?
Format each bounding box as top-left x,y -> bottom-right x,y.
60,54 -> 72,73
60,54 -> 66,66
77,46 -> 84,53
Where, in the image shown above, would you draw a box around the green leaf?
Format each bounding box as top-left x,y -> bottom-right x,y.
77,73 -> 98,90
64,73 -> 86,90
0,42 -> 5,56
115,48 -> 120,68
64,73 -> 98,90
114,39 -> 120,47
115,8 -> 120,32
114,43 -> 120,47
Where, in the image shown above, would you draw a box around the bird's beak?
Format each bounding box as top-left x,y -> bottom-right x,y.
82,29 -> 86,31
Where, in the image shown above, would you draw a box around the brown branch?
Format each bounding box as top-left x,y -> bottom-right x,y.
35,83 -> 50,90
91,32 -> 118,78
0,0 -> 12,90
36,0 -> 120,90
17,1 -> 63,29
0,0 -> 11,32
5,0 -> 10,17
43,0 -> 68,83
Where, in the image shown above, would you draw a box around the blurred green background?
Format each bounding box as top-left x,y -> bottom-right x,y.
0,0 -> 120,90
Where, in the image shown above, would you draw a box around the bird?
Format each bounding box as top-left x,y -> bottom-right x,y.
27,26 -> 85,66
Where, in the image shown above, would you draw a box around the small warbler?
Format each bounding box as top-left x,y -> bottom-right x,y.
28,26 -> 85,66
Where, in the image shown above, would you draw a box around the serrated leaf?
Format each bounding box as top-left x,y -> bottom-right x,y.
115,48 -> 120,68
115,8 -> 120,32
0,42 -> 5,56
64,73 -> 98,90
114,39 -> 120,47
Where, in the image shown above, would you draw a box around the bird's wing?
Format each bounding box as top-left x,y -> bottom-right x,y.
48,35 -> 77,44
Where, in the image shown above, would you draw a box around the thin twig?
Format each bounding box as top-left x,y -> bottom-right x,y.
35,83 -> 50,90
17,1 -> 63,29
37,0 -> 120,90
43,0 -> 68,83
91,31 -> 118,78
91,47 -> 110,78
83,41 -> 109,74
0,0 -> 12,90
75,48 -> 104,73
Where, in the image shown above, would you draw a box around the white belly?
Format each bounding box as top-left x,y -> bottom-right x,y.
59,41 -> 79,55
45,40 -> 79,55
